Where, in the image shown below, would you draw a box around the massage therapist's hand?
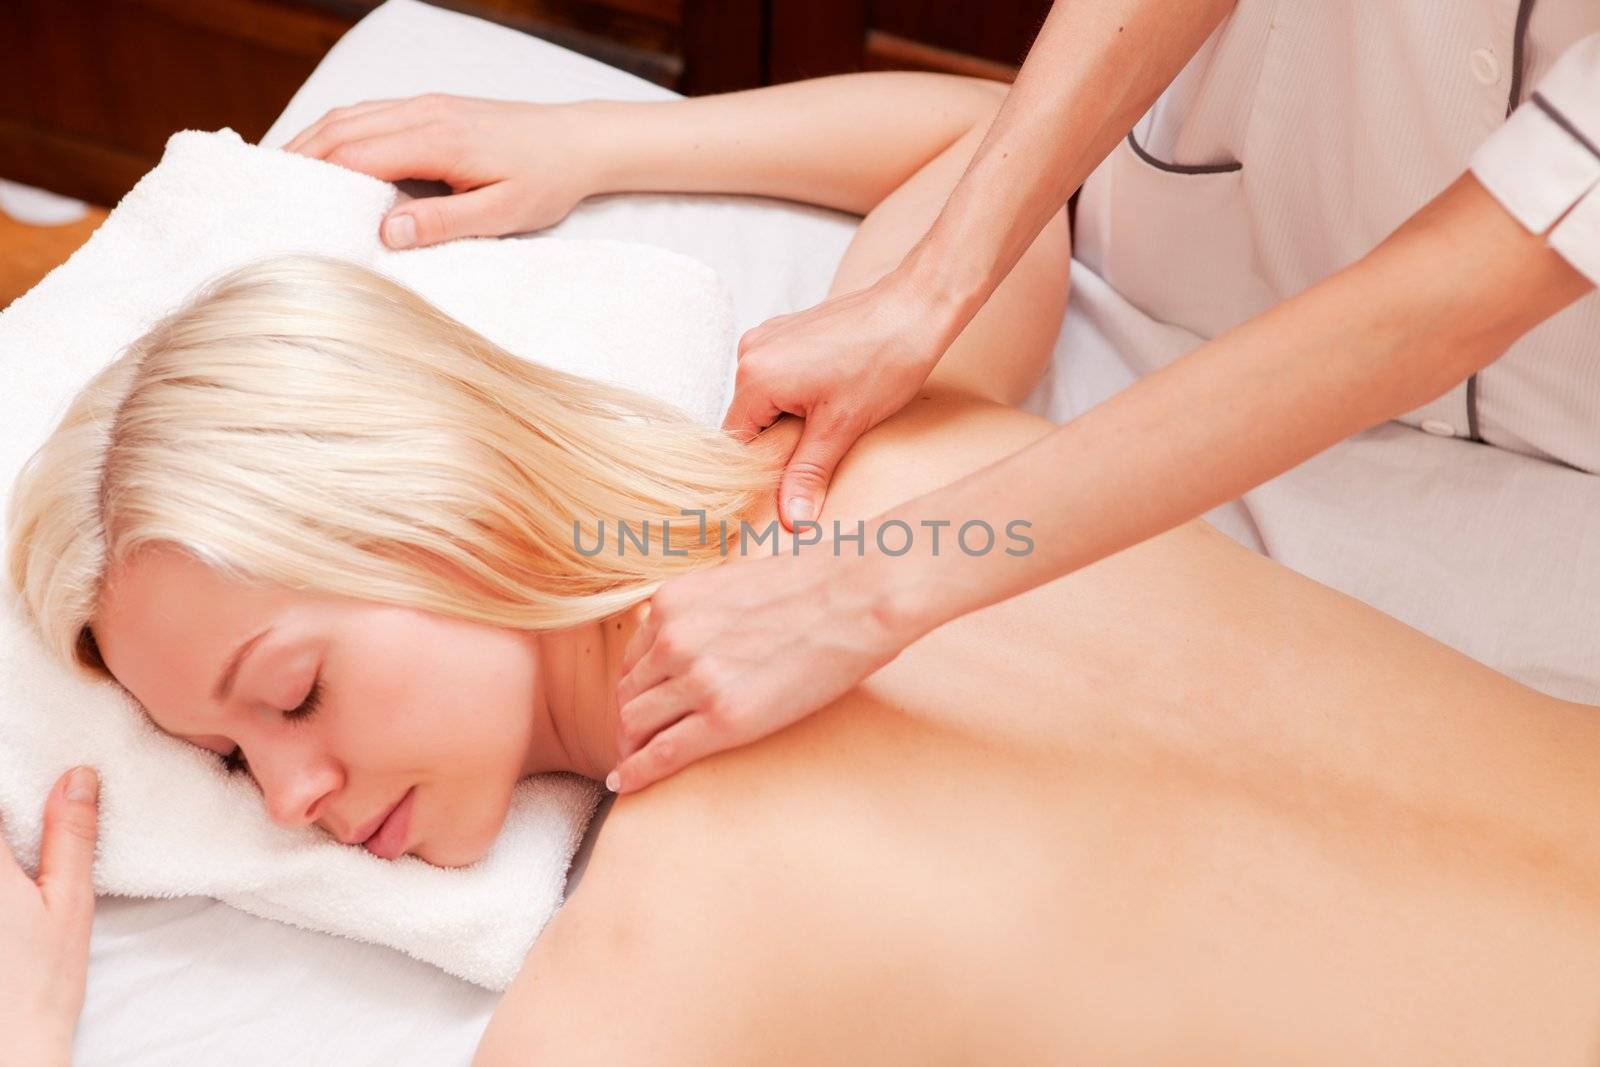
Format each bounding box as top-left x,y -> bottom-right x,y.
723,265 -> 960,530
0,767 -> 100,1067
283,94 -> 600,248
610,547 -> 906,793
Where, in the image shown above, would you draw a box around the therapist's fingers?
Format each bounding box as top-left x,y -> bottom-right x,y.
37,768 -> 99,929
617,601 -> 662,681
615,675 -> 699,762
723,382 -> 784,444
777,406 -> 864,529
615,639 -> 672,717
721,350 -> 786,440
283,98 -> 405,154
607,715 -> 717,794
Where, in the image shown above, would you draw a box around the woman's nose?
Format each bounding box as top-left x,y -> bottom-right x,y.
252,747 -> 343,829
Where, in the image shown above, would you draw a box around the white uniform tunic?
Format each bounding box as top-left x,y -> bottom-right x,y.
1040,1 -> 1600,700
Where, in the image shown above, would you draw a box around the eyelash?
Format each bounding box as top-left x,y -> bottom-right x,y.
221,675 -> 325,775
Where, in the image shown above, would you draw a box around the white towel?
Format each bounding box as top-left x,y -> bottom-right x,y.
0,128 -> 738,990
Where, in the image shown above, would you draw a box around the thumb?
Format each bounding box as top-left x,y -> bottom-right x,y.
780,412 -> 858,529
382,185 -> 514,249
38,767 -> 99,924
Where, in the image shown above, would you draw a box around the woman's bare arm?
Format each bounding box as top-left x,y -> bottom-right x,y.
576,71 -> 1006,216
286,72 -> 1008,245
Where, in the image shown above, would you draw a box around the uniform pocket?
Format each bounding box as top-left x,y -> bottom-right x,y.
1124,128 -> 1241,177
1076,130 -> 1277,364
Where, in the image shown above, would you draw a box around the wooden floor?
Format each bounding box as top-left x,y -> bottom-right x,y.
0,203 -> 107,309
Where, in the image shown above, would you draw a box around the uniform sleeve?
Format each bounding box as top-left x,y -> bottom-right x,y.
1470,32 -> 1600,285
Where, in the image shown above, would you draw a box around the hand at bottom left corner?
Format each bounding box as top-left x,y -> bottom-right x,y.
1,766 -> 100,1067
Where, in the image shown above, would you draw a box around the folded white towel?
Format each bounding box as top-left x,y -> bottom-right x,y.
0,128 -> 737,990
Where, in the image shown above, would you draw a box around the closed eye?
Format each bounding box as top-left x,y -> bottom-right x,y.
221,674 -> 325,775
284,674 -> 325,724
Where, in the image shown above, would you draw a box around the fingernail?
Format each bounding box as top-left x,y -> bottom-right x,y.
383,214 -> 417,249
787,497 -> 813,524
605,771 -> 620,792
65,766 -> 99,804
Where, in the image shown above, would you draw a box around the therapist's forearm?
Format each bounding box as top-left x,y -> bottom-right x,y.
900,0 -> 1238,323
864,173 -> 1595,641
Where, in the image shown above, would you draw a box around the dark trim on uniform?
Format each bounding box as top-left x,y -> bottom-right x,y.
1467,0 -> 1540,444
1530,92 -> 1600,161
1124,130 -> 1243,175
1506,0 -> 1538,119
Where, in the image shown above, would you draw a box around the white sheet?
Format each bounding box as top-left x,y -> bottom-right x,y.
72,0 -> 1600,1061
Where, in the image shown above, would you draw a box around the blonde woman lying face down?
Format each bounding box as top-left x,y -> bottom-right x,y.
9,72 -> 1600,1063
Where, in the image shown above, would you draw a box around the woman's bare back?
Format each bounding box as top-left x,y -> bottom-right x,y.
476,393 -> 1600,1065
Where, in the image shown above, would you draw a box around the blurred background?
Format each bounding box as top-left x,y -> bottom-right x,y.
0,0 -> 1049,307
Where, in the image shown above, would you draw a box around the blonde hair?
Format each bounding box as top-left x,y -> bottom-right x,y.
6,253 -> 784,678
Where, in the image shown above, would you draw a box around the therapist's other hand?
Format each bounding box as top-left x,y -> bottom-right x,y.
284,94 -> 597,248
1,767 -> 100,1067
610,549 -> 902,794
723,269 -> 955,530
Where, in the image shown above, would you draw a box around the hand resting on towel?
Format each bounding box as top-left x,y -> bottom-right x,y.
285,95 -> 609,249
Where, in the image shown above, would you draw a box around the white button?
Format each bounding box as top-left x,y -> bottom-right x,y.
1421,419 -> 1458,437
1470,48 -> 1501,85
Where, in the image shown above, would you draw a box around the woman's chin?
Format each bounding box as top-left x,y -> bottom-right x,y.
411,804 -> 509,868
414,836 -> 493,869
376,783 -> 517,868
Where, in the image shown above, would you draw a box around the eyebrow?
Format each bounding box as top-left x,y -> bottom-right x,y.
212,626 -> 272,705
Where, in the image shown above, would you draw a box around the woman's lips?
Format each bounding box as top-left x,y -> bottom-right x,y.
363,786 -> 416,860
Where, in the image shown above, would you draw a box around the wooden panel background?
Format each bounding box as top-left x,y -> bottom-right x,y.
0,0 -> 1050,206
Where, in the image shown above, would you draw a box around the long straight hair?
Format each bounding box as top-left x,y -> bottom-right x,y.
6,253 -> 785,677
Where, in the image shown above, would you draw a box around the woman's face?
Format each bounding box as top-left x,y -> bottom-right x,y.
91,543 -> 556,868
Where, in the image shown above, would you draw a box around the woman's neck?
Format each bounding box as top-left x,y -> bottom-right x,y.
526,600 -> 649,781
523,416 -> 801,781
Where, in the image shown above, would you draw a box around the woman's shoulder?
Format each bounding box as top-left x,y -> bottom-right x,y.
845,389 -> 1056,494
749,389 -> 1058,533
